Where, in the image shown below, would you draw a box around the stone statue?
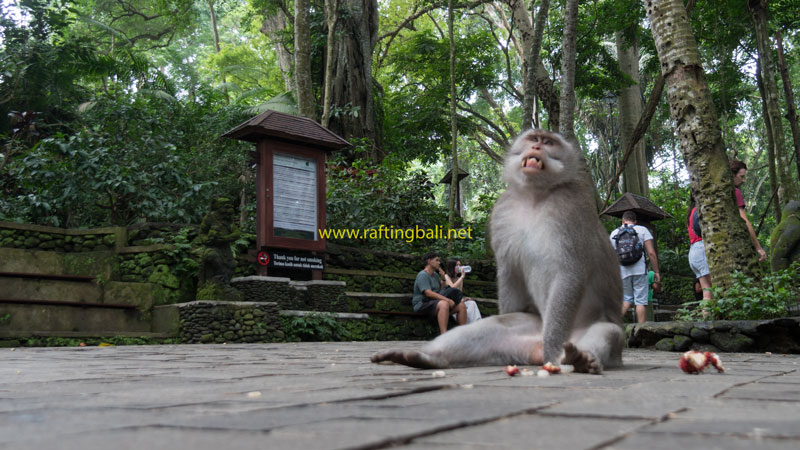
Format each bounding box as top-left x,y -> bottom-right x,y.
195,197 -> 242,301
770,200 -> 800,271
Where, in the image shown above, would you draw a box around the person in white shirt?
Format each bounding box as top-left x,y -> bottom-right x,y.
609,211 -> 661,323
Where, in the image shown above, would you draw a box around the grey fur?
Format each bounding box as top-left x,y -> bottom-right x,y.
372,129 -> 624,373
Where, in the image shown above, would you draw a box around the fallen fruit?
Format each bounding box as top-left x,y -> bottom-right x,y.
542,362 -> 561,374
679,350 -> 725,374
505,365 -> 520,376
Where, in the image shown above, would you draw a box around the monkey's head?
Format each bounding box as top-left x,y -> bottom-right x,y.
503,129 -> 580,190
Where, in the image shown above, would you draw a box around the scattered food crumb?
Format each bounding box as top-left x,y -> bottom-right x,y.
520,368 -> 534,376
560,364 -> 574,374
432,370 -> 446,377
246,391 -> 262,398
536,370 -> 549,377
462,384 -> 474,389
79,343 -> 86,347
765,352 -> 772,356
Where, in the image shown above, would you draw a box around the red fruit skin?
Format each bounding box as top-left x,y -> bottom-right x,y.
542,362 -> 561,374
679,357 -> 700,374
505,365 -> 520,376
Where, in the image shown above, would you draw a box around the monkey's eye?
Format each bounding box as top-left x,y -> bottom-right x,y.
543,138 -> 553,145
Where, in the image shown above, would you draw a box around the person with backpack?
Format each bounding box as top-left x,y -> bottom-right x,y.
609,210 -> 661,323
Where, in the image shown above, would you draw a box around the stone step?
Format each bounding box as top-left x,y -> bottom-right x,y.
0,277 -> 104,303
344,291 -> 498,315
0,330 -> 172,339
277,308 -> 440,341
0,302 -> 152,334
0,247 -> 116,280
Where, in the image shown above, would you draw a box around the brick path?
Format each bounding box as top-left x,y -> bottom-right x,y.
2,342 -> 799,449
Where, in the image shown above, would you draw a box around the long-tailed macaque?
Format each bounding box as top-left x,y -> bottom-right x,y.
372,129 -> 624,374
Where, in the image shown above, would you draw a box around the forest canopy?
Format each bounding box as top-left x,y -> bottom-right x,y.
1,0 -> 799,280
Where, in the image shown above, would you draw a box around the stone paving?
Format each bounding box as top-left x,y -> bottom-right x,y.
1,342 -> 799,450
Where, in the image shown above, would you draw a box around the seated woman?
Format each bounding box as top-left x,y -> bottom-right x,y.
442,259 -> 482,323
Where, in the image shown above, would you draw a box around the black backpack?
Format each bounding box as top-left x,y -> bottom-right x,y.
613,225 -> 644,266
691,208 -> 702,238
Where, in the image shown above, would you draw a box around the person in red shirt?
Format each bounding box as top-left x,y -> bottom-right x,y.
730,160 -> 767,261
687,197 -> 712,303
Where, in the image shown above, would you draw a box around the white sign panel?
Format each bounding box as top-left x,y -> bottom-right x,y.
273,153 -> 317,240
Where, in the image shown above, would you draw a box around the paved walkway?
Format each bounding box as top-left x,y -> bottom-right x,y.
2,342 -> 799,449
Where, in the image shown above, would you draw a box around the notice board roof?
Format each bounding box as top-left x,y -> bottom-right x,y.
223,110 -> 350,150
600,192 -> 673,221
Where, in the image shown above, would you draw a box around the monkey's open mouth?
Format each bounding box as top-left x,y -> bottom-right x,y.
522,156 -> 544,170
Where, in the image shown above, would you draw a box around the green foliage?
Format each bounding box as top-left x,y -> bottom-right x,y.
0,313 -> 10,325
327,144 -> 444,243
382,25 -> 501,163
677,262 -> 800,321
195,280 -> 221,300
280,313 -> 344,342
1,94 -> 250,227
16,335 -> 180,347
155,226 -> 200,280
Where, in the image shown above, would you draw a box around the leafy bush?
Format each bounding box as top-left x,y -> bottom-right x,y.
677,262 -> 800,321
281,313 -> 344,342
1,95 -> 250,227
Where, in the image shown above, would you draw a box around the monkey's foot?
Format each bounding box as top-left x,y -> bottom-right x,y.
562,342 -> 601,374
371,350 -> 439,369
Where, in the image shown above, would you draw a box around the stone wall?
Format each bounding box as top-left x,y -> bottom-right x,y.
0,221 -> 195,306
177,301 -> 284,343
230,276 -> 348,311
626,318 -> 800,353
0,221 -> 124,252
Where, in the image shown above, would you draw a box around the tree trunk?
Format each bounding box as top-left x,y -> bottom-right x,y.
521,0 -> 550,131
643,0 -> 760,289
447,0 -> 458,251
321,0 -> 339,128
327,0 -> 380,157
208,0 -> 229,104
616,30 -> 648,197
558,0 -> 579,147
756,59 -> 782,223
294,0 -> 315,118
507,0 -> 560,132
260,11 -> 294,92
776,29 -> 800,181
749,0 -> 798,203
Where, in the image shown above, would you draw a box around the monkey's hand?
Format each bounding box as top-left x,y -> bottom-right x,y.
561,342 -> 601,374
371,350 -> 440,369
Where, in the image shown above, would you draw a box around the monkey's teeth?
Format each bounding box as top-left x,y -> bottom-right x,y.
522,156 -> 542,169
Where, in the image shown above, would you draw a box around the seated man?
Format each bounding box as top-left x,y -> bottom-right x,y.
412,252 -> 467,334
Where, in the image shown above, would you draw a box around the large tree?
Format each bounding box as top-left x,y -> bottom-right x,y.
643,0 -> 760,288
294,0 -> 314,118
749,0 -> 798,204
616,28 -> 648,197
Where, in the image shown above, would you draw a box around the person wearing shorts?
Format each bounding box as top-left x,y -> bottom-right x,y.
411,252 -> 466,334
610,211 -> 661,323
687,198 -> 712,303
